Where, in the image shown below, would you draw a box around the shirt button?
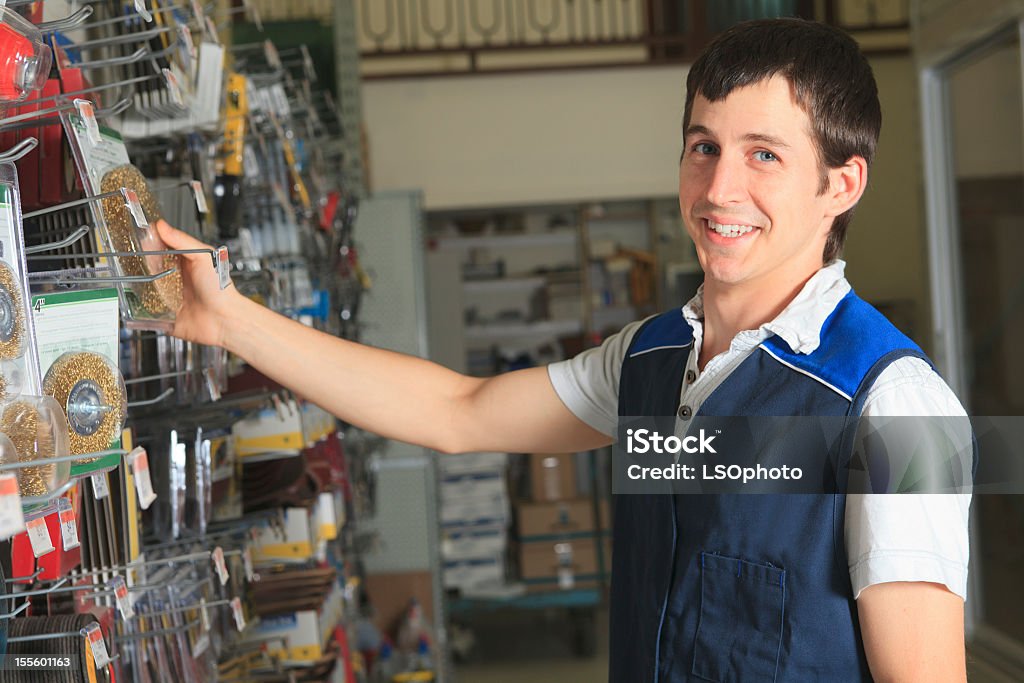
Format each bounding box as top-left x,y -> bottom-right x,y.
685,369 -> 697,384
677,405 -> 692,420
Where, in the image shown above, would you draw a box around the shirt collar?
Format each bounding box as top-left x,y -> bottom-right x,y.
681,260 -> 851,355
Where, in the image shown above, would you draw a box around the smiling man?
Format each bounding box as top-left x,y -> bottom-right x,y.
158,17 -> 970,683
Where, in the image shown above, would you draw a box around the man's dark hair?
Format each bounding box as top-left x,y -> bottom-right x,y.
682,19 -> 881,263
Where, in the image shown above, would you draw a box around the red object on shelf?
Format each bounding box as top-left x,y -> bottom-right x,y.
10,496 -> 82,583
0,23 -> 41,101
320,191 -> 340,231
334,625 -> 357,683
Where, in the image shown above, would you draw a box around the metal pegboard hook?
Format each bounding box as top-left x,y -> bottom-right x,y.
24,226 -> 91,255
5,568 -> 43,583
22,188 -> 132,221
76,46 -> 149,71
127,387 -> 175,409
0,600 -> 30,620
0,449 -> 128,473
0,137 -> 38,163
37,6 -> 95,33
27,266 -> 178,286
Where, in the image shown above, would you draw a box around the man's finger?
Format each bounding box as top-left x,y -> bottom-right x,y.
155,219 -> 214,251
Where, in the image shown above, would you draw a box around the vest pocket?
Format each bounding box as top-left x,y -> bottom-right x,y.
692,551 -> 786,683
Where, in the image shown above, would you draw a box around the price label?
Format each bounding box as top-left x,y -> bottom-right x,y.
199,597 -> 211,632
204,367 -> 221,401
74,99 -> 101,146
91,473 -> 109,500
212,546 -> 229,585
203,16 -> 220,44
120,188 -> 149,229
242,546 -> 256,583
83,624 -> 110,668
263,39 -> 281,71
26,516 -> 55,558
162,68 -> 185,108
108,576 -> 135,619
192,632 -> 210,657
179,25 -> 196,60
128,447 -> 157,510
230,597 -> 246,632
134,0 -> 153,21
215,246 -> 231,289
190,180 -> 209,214
57,498 -> 80,551
0,473 -> 25,541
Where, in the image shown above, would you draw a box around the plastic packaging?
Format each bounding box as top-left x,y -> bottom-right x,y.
0,9 -> 51,105
0,395 -> 71,498
42,351 -> 127,460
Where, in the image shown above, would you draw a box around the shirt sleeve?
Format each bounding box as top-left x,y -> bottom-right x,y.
546,318 -> 651,438
845,356 -> 973,601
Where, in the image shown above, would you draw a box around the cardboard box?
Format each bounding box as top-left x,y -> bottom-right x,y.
444,554 -> 506,590
363,571 -> 435,638
442,525 -> 507,561
516,499 -> 610,539
529,453 -> 576,501
441,471 -> 506,501
518,537 -> 612,587
440,452 -> 508,476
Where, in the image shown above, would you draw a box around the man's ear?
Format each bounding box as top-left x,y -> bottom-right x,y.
825,156 -> 868,218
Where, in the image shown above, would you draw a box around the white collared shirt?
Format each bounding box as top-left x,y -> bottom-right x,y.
548,260 -> 971,600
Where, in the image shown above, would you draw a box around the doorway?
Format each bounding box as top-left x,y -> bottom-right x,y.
921,20 -> 1024,676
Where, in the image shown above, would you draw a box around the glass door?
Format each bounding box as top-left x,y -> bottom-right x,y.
922,21 -> 1024,673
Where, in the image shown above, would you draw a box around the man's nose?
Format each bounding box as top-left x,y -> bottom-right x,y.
704,155 -> 747,206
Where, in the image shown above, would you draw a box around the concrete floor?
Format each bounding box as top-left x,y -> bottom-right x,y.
451,606 -> 608,683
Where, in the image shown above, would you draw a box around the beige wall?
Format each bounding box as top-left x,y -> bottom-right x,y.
841,55 -> 932,346
362,66 -> 686,208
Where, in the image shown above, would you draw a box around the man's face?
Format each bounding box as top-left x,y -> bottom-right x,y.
679,76 -> 835,295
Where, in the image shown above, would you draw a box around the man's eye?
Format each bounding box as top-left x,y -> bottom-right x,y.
753,150 -> 778,162
692,142 -> 718,155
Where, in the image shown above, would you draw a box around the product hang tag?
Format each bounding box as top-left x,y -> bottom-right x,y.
190,0 -> 205,22
162,68 -> 185,108
558,567 -> 575,590
57,497 -> 81,551
128,447 -> 157,510
108,576 -> 135,619
199,597 -> 211,632
230,596 -> 246,632
134,0 -> 153,21
91,473 -> 110,500
26,516 -> 55,557
192,631 -> 210,657
74,99 -> 101,146
215,246 -> 231,289
204,367 -> 221,401
0,474 -> 25,541
83,624 -> 110,668
179,26 -> 196,71
211,546 -> 230,585
190,180 -> 209,214
242,546 -> 256,583
120,189 -> 149,229
203,15 -> 220,44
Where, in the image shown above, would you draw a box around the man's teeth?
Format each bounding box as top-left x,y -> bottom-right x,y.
707,220 -> 755,238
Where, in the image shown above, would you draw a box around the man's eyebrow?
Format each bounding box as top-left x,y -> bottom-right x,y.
683,125 -> 792,150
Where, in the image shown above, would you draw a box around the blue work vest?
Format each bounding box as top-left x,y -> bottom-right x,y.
609,290 -> 930,682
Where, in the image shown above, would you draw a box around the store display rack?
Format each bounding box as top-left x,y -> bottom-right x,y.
0,1 -> 380,681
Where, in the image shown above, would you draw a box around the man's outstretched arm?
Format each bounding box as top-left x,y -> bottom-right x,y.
858,581 -> 966,682
158,221 -> 612,455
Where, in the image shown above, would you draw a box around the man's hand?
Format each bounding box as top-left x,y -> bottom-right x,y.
155,220 -> 243,347
858,581 -> 966,682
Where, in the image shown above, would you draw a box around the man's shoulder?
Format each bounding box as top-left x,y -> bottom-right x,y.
763,291 -> 932,402
625,308 -> 694,357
